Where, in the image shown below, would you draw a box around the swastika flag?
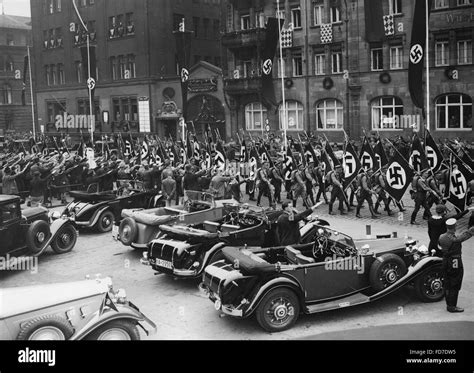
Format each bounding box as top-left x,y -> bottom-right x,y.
385,150 -> 414,202
448,153 -> 473,212
383,14 -> 394,36
320,23 -> 333,44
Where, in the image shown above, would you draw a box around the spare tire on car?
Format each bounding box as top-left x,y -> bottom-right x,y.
26,220 -> 51,255
369,253 -> 407,292
119,217 -> 138,246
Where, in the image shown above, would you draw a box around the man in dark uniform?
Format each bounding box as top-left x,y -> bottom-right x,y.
328,165 -> 345,215
270,161 -> 284,204
276,201 -> 322,246
411,169 -> 438,225
438,219 -> 474,312
355,169 -> 378,219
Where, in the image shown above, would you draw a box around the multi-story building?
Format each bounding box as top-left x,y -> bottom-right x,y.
0,13 -> 33,134
223,0 -> 474,141
30,0 -> 228,140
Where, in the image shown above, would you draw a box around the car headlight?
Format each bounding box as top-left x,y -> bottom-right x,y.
49,211 -> 61,219
114,288 -> 127,304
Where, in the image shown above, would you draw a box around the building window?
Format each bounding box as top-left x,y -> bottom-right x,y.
292,53 -> 303,77
126,13 -> 135,34
315,53 -> 326,75
203,18 -> 210,38
58,63 -> 65,84
46,101 -> 66,123
112,97 -> 139,124
173,13 -> 184,31
279,100 -> 304,131
51,65 -> 57,85
127,54 -> 136,78
330,7 -> 341,23
255,12 -> 265,28
75,61 -> 83,83
6,34 -> 14,46
56,0 -> 62,12
245,102 -> 267,130
2,85 -> 12,105
371,48 -> 383,71
5,57 -> 14,72
371,96 -> 404,130
314,5 -> 324,26
331,51 -> 342,73
78,98 -> 100,117
390,46 -> 403,69
193,17 -> 200,38
457,0 -> 472,6
241,14 -> 250,30
45,65 -> 51,86
434,0 -> 449,9
389,0 -> 402,14
48,0 -> 54,14
316,99 -> 343,130
457,40 -> 472,65
436,94 -> 472,129
213,19 -> 221,36
435,41 -> 449,66
291,7 -> 302,29
110,57 -> 117,80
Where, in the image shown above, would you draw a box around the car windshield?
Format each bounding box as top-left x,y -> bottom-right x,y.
324,228 -> 356,249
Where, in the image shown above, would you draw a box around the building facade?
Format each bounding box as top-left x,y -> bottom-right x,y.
30,0 -> 228,140
0,14 -> 33,135
223,0 -> 474,142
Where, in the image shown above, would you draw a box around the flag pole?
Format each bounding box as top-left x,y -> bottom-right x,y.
277,0 -> 287,151
27,45 -> 36,138
425,0 -> 430,134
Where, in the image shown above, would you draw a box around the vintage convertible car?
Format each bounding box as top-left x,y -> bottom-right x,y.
0,194 -> 77,257
200,226 -> 444,332
57,180 -> 164,233
142,208 -> 329,279
114,191 -> 237,250
0,277 -> 156,340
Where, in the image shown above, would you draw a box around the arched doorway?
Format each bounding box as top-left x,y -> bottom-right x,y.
187,94 -> 226,140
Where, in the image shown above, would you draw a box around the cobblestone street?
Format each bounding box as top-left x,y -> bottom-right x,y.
1,190 -> 473,340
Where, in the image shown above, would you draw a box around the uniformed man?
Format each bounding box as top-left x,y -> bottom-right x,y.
373,166 -> 393,216
410,169 -> 436,225
328,165 -> 345,215
438,219 -> 474,312
355,169 -> 378,219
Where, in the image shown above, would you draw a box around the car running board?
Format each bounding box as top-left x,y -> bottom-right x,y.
305,292 -> 370,314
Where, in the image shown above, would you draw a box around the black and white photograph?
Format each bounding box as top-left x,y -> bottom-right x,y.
0,0 -> 473,370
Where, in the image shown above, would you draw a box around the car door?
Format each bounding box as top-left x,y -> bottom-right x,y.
0,201 -> 22,254
304,256 -> 367,302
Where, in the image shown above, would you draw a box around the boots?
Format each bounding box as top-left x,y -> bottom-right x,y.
356,206 -> 361,218
368,205 -> 378,219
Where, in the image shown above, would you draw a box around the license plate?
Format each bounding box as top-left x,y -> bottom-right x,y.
112,225 -> 119,240
155,259 -> 173,270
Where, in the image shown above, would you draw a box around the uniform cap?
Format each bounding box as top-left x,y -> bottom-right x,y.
446,218 -> 457,227
435,204 -> 447,214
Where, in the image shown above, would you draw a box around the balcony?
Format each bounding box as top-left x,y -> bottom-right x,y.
224,77 -> 261,95
222,28 -> 266,49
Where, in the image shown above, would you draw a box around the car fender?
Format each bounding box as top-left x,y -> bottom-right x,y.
33,219 -> 76,257
88,206 -> 111,227
70,303 -> 157,340
245,276 -> 304,317
370,256 -> 443,302
201,242 -> 226,267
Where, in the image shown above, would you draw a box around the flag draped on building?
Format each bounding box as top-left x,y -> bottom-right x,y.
364,0 -> 385,42
174,22 -> 193,121
261,17 -> 284,109
408,0 -> 433,111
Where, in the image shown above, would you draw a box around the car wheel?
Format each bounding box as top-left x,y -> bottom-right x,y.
119,218 -> 138,246
26,220 -> 51,255
85,319 -> 140,340
51,224 -> 77,254
256,288 -> 300,333
17,315 -> 74,340
369,253 -> 407,292
414,265 -> 444,302
96,210 -> 115,233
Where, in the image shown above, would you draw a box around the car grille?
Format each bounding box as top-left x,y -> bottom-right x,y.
202,261 -> 237,296
149,240 -> 190,269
